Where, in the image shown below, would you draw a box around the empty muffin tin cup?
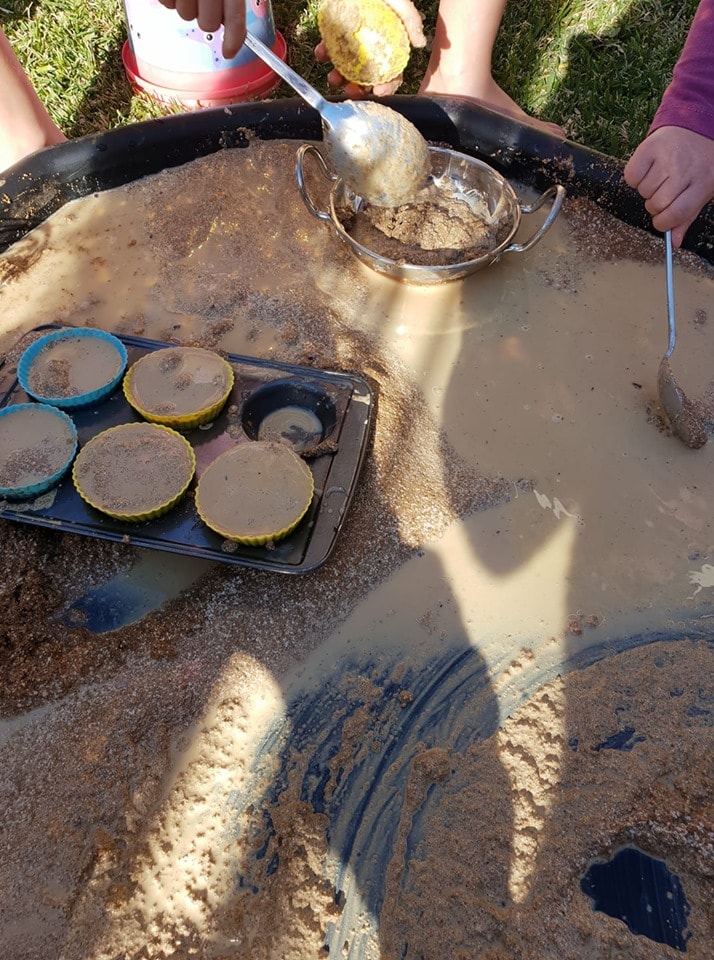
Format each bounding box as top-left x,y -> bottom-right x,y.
241,379 -> 338,452
296,143 -> 566,285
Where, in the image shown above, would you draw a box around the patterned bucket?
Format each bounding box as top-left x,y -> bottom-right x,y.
122,0 -> 287,107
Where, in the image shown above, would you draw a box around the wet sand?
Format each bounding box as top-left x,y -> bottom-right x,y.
0,141 -> 712,959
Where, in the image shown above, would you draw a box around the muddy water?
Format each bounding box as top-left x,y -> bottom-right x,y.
0,403 -> 76,486
72,422 -> 194,514
0,140 -> 713,960
127,346 -> 232,416
26,335 -> 123,397
348,251 -> 714,636
2,143 -> 713,638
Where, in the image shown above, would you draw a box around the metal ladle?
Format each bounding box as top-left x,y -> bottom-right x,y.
657,229 -> 707,448
243,31 -> 430,207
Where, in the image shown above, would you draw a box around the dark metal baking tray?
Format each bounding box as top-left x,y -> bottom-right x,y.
0,327 -> 375,573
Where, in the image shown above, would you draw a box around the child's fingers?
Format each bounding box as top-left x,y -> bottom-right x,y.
624,127 -> 714,245
222,0 -> 246,58
175,0 -> 198,22
645,181 -> 683,219
325,67 -> 369,99
651,181 -> 710,235
636,166 -> 669,203
196,0 -> 223,33
372,76 -> 404,96
343,82 -> 370,98
669,225 -> 688,248
383,0 -> 426,47
314,41 -> 331,64
326,67 -> 347,88
652,206 -> 694,247
623,143 -> 657,192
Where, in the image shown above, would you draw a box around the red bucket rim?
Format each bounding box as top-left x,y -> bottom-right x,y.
121,33 -> 287,106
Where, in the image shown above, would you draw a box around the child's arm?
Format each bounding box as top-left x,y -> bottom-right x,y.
624,0 -> 714,246
0,29 -> 65,174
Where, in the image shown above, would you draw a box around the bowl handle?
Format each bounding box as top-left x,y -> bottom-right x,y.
505,184 -> 566,255
296,144 -> 337,224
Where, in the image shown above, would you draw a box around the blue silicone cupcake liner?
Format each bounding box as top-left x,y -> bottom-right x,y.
0,402 -> 78,499
18,327 -> 128,409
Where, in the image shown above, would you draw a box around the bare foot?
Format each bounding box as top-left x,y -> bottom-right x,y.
419,71 -> 565,138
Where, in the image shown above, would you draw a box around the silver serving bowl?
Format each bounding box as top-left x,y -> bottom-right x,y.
296,143 -> 565,285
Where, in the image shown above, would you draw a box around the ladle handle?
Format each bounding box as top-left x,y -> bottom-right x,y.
504,184 -> 566,255
296,144 -> 337,224
665,229 -> 676,358
244,32 -> 326,114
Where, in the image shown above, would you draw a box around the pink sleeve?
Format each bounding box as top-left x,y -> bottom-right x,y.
649,0 -> 714,140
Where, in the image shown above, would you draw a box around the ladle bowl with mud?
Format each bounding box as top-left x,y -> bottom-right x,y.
297,144 -> 566,284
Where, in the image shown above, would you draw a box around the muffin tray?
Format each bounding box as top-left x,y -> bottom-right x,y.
0,327 -> 375,573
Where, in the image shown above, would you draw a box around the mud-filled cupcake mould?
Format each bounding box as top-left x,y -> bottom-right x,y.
0,402 -> 78,499
18,328 -> 128,408
195,440 -> 315,545
123,346 -> 234,429
72,422 -> 196,522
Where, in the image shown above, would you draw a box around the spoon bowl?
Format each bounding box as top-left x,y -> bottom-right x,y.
243,31 -> 429,206
657,230 -> 707,449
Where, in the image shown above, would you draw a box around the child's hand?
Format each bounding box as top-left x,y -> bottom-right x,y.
314,0 -> 426,98
624,125 -> 714,247
158,0 -> 247,60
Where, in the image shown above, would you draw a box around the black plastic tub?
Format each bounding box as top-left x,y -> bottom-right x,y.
1,95 -> 713,263
1,98 -> 711,960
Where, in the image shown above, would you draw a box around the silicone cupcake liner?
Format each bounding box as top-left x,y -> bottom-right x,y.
18,328 -> 128,409
72,422 -> 196,522
123,351 -> 235,429
195,442 -> 315,546
0,402 -> 78,500
200,498 -> 314,545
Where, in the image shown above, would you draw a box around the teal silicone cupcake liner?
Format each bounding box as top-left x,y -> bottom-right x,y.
0,402 -> 78,499
18,327 -> 128,409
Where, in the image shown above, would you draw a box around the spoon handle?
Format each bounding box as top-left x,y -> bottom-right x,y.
244,31 -> 326,115
665,229 -> 676,359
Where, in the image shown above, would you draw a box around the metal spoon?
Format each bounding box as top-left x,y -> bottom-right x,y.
656,229 -> 707,448
243,31 -> 430,206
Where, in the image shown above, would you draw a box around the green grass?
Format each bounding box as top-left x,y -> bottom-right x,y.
2,0 -> 701,158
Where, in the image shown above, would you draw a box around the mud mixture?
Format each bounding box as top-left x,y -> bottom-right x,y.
0,139 -> 713,959
26,335 -> 123,399
342,178 -> 509,265
195,439 -> 314,541
0,404 -> 75,487
126,346 -> 232,418
72,422 -> 194,516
